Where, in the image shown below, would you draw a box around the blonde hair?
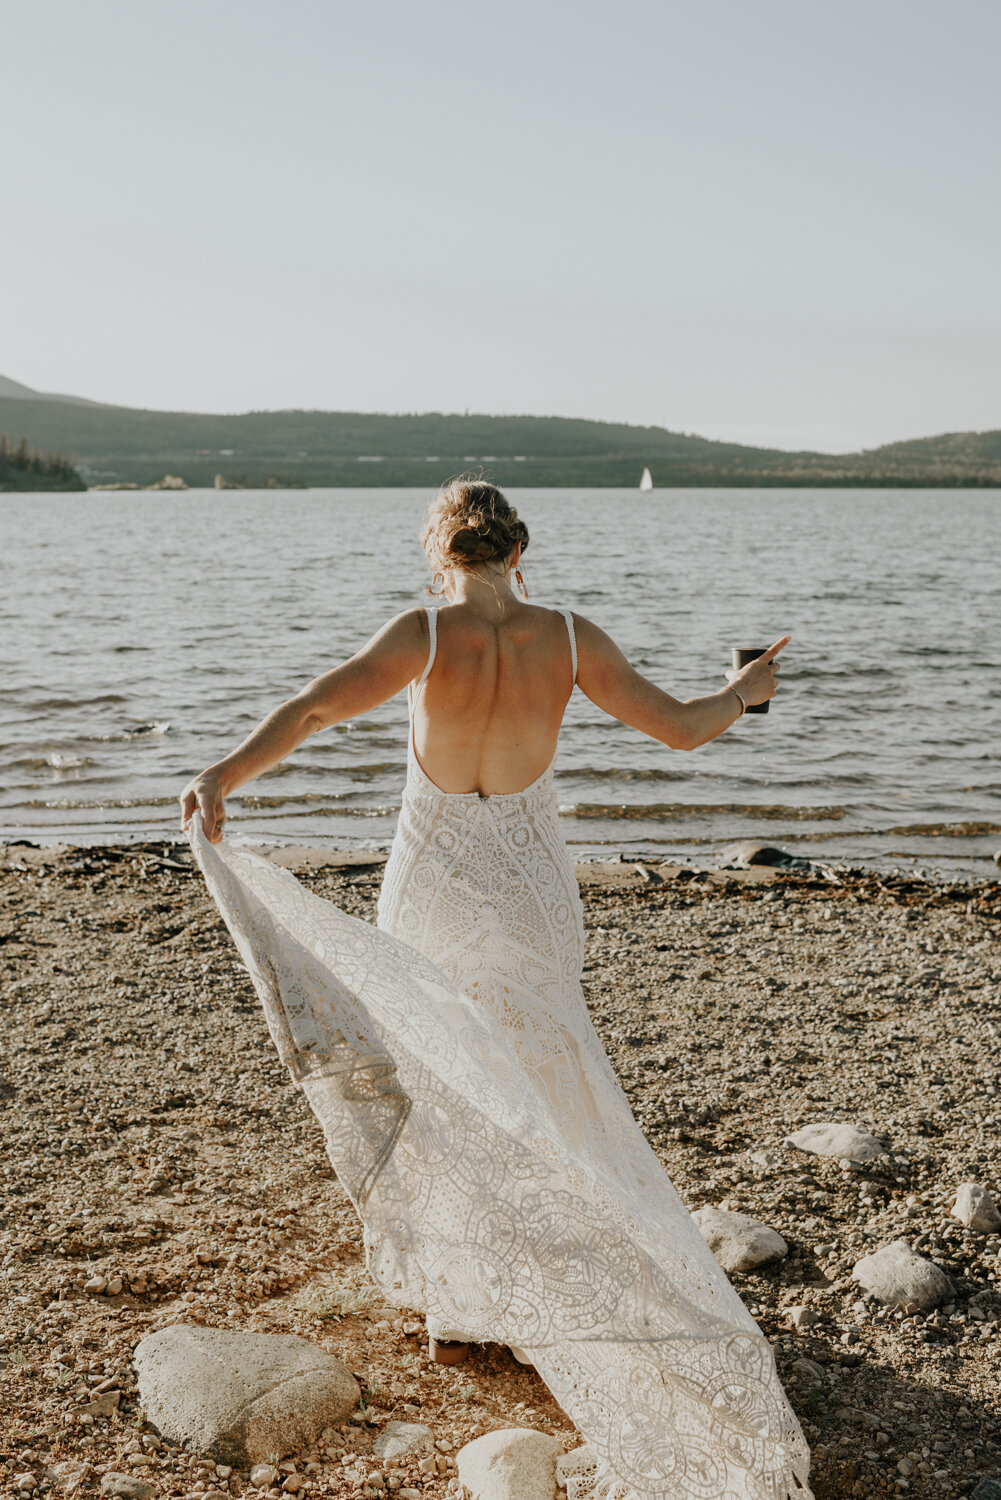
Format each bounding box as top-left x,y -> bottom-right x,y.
420,475 -> 529,575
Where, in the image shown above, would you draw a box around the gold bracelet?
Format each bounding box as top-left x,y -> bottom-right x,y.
731,684 -> 747,718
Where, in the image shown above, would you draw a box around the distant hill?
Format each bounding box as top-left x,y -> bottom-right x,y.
0,374 -> 105,407
1,379 -> 998,488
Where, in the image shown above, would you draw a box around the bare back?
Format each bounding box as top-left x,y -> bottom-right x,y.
411,601 -> 576,796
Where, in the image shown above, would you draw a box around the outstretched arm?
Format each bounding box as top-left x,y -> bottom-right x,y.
179,609 -> 429,842
574,615 -> 790,752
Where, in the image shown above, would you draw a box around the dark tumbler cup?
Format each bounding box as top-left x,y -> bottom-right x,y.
731,648 -> 769,714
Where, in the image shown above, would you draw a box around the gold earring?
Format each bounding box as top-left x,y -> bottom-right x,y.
515,567 -> 528,600
429,571 -> 445,596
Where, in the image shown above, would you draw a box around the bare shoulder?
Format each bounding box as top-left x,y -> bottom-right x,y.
366,606 -> 430,646
343,607 -> 430,675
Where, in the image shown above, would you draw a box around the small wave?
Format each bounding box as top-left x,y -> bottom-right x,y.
14,693 -> 129,709
556,765 -> 687,784
218,804 -> 402,821
1,753 -> 95,772
237,791 -> 355,809
22,795 -> 180,810
259,761 -> 405,782
126,721 -> 171,737
562,802 -> 848,822
881,820 -> 1001,838
80,721 -> 172,743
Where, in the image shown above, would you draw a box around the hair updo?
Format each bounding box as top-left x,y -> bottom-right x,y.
420,476 -> 529,575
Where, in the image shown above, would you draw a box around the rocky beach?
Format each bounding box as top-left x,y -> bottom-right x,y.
1,842 -> 999,1500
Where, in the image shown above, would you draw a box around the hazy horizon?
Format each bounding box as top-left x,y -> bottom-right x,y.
4,0 -> 999,454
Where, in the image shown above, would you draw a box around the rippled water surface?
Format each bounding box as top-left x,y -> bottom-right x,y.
2,487 -> 999,878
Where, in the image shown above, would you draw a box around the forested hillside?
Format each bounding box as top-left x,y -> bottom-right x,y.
1,387 -> 998,489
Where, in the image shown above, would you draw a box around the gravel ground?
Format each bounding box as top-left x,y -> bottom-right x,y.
1,841 -> 999,1500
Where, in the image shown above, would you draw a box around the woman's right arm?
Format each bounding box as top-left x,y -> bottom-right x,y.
573,614 -> 789,751
179,609 -> 428,843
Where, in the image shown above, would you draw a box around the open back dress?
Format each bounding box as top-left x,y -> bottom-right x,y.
188,604 -> 813,1500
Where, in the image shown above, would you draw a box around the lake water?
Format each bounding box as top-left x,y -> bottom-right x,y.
2,488 -> 999,880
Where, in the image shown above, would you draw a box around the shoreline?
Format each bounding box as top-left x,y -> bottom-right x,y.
2,842 -> 1000,1497
3,836 -> 999,894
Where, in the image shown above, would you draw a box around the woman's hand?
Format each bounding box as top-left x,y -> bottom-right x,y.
725,635 -> 791,707
179,772 -> 227,844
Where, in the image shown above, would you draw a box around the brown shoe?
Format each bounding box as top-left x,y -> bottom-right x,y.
429,1337 -> 470,1365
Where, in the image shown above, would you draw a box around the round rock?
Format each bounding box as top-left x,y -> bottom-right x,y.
851,1239 -> 951,1312
372,1420 -> 434,1462
692,1206 -> 788,1272
784,1121 -> 888,1162
457,1427 -> 563,1500
719,841 -> 798,868
952,1182 -> 1001,1234
100,1477 -> 155,1500
133,1323 -> 359,1466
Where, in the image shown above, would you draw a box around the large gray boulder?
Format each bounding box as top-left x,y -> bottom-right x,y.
785,1121 -> 888,1162
692,1206 -> 788,1272
457,1427 -> 562,1500
133,1324 -> 359,1465
852,1240 -> 951,1312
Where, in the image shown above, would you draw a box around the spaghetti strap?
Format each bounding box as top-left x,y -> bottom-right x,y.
409,606 -> 439,707
558,607 -> 577,685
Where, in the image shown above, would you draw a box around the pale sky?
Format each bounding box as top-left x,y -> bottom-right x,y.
3,0 -> 999,451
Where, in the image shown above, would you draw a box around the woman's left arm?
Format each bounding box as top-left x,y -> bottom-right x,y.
180,609 -> 428,841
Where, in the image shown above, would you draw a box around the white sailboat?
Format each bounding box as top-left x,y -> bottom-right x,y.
639,466 -> 653,492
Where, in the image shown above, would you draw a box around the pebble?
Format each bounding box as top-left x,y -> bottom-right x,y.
788,1306 -> 820,1330
952,1182 -> 1001,1234
99,1476 -> 155,1500
250,1466 -> 278,1489
790,1358 -> 825,1384
745,1148 -> 784,1172
134,1323 -> 359,1465
460,1428 -> 564,1500
691,1206 -> 787,1272
785,1122 -> 889,1163
49,1462 -> 89,1489
373,1421 -> 434,1462
852,1239 -> 952,1312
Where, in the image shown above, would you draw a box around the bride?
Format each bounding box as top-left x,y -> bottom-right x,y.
180,479 -> 806,1500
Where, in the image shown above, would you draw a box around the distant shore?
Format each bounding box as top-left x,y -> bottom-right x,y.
3,389 -> 1001,489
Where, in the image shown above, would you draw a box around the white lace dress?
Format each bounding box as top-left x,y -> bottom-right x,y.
187,606 -> 813,1500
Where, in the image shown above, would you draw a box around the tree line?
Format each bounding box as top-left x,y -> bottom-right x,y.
0,431 -> 85,489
